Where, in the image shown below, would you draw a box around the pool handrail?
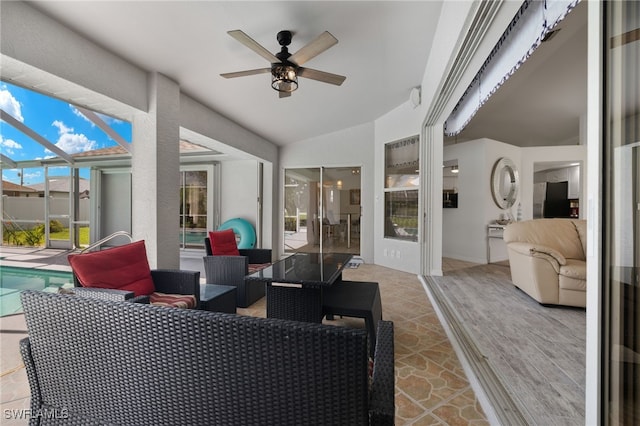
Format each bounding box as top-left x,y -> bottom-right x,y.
80,231 -> 133,253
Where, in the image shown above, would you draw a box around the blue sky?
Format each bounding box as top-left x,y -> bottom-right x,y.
0,81 -> 131,185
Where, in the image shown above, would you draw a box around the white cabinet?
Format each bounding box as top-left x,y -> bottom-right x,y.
546,168 -> 568,183
568,166 -> 580,199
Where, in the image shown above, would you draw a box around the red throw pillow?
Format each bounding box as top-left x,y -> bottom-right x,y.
68,240 -> 155,297
208,229 -> 240,256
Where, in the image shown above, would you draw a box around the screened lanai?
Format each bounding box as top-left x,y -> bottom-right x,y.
1,81 -> 224,251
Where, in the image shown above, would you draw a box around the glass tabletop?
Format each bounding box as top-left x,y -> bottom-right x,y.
246,252 -> 352,286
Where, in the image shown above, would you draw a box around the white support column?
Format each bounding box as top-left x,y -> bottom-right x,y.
132,73 -> 180,269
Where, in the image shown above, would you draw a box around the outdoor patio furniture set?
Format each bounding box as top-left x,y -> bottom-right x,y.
18,235 -> 395,423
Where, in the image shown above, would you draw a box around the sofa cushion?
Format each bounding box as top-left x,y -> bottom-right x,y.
248,263 -> 271,275
68,240 -> 155,297
149,292 -> 197,309
208,229 -> 240,256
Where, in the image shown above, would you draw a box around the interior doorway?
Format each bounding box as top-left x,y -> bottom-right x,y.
284,166 -> 361,255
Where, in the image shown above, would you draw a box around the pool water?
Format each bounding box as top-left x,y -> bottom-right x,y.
0,266 -> 74,316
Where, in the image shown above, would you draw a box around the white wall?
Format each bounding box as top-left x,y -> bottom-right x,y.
374,100 -> 426,273
280,123 -> 374,263
220,160 -> 259,236
443,141 -> 486,263
442,139 -> 520,263
443,139 -> 587,264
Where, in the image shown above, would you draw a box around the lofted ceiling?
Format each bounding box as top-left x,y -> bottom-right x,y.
25,1 -> 586,150
28,0 -> 443,146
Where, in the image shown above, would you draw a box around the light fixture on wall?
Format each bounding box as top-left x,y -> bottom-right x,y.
451,165 -> 459,173
410,86 -> 421,108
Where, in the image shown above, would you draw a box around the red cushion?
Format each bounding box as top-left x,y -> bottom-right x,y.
208,229 -> 240,256
68,240 -> 155,297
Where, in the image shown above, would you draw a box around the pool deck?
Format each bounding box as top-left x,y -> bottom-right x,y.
0,246 -> 76,272
0,246 -> 208,424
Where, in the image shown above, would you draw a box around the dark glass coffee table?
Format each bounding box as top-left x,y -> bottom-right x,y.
245,252 -> 352,323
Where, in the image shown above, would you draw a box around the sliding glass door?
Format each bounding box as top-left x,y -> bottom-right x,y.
284,167 -> 361,255
603,2 -> 639,424
179,168 -> 210,249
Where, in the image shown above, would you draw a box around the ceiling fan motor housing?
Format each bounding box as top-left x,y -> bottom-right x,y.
277,30 -> 293,47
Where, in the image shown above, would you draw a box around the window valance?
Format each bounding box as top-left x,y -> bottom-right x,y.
444,0 -> 580,136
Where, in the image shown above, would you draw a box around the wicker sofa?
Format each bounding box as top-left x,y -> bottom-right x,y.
20,290 -> 395,425
503,218 -> 586,307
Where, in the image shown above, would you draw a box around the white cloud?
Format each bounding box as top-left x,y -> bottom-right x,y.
0,136 -> 23,155
24,171 -> 41,181
0,88 -> 24,122
52,120 -> 73,135
45,120 -> 97,155
54,133 -> 97,154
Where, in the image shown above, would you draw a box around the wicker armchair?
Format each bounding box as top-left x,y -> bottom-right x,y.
69,241 -> 201,308
73,269 -> 200,306
203,237 -> 271,307
20,290 -> 395,425
71,269 -> 200,305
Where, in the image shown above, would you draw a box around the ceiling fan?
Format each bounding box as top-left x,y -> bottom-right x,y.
221,30 -> 346,98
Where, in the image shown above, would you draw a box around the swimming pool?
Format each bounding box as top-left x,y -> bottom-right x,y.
0,266 -> 73,316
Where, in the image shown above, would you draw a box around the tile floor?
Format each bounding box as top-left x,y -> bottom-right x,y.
0,248 -> 488,425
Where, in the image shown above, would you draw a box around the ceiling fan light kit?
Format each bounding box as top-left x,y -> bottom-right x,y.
222,29 -> 346,97
271,64 -> 298,93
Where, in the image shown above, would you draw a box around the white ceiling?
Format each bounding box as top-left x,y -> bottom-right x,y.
29,0 -> 443,146
27,1 -> 586,149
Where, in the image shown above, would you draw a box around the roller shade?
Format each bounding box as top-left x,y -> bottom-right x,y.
444,0 -> 580,136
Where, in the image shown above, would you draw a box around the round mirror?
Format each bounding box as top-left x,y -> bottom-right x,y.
491,157 -> 519,209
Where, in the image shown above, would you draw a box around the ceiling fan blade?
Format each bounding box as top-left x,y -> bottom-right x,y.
220,68 -> 271,79
298,67 -> 346,86
227,30 -> 279,63
279,91 -> 292,98
289,31 -> 338,66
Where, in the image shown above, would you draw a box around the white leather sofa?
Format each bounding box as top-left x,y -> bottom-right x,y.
503,219 -> 586,308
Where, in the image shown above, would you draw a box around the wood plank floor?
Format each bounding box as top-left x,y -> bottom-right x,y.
432,259 -> 586,425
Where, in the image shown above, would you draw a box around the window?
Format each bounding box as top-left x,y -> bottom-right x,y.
384,135 -> 419,241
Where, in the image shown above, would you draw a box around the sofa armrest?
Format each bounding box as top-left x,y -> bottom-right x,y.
131,295 -> 150,304
239,248 -> 272,264
66,287 -> 135,302
369,320 -> 395,425
509,242 -> 566,265
151,269 -> 200,304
